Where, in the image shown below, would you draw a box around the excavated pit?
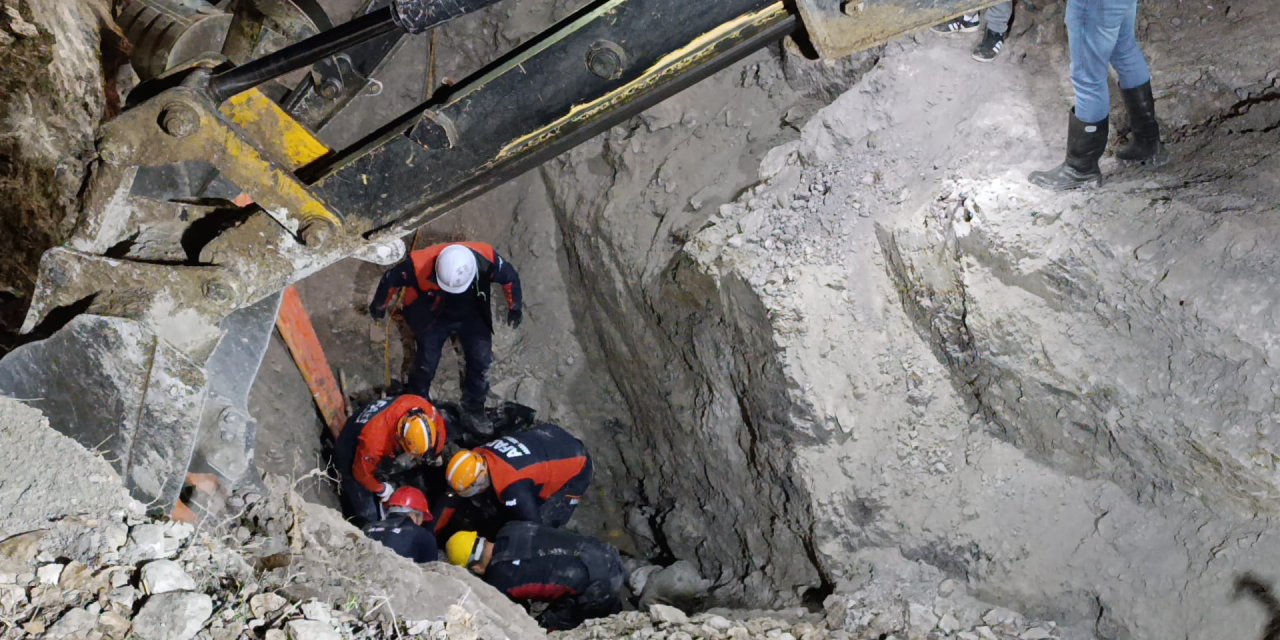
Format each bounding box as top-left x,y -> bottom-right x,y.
249,1 -> 1280,637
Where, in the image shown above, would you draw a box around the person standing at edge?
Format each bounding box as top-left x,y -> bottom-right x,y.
1029,0 -> 1168,190
369,242 -> 523,417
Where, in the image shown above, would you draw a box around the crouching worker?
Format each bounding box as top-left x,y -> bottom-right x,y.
335,395 -> 446,527
364,487 -> 437,563
446,522 -> 626,630
442,423 -> 591,529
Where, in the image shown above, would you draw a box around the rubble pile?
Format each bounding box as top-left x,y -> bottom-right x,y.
0,495 -> 504,640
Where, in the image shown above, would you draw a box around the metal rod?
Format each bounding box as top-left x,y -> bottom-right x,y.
208,7 -> 398,103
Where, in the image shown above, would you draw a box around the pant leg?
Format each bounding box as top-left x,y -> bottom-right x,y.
1066,0 -> 1126,123
457,321 -> 494,410
334,423 -> 383,527
985,2 -> 1013,35
1107,0 -> 1150,89
406,319 -> 452,399
541,458 -> 592,528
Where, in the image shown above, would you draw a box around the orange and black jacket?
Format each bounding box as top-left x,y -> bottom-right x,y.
370,242 -> 521,332
348,395 -> 446,495
476,424 -> 588,523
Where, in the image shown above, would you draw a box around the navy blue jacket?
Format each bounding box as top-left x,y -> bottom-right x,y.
364,513 -> 439,563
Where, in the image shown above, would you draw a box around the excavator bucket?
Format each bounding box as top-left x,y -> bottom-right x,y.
795,0 -> 1005,59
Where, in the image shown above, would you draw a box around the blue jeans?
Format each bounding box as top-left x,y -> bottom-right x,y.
1066,0 -> 1152,123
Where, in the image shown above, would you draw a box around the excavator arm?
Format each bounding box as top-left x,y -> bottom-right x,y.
1,0 -> 997,514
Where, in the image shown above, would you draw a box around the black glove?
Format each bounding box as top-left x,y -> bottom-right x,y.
369,302 -> 385,320
507,307 -> 523,328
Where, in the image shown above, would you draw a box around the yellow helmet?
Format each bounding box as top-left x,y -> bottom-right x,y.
446,450 -> 490,497
446,530 -> 481,567
399,405 -> 443,457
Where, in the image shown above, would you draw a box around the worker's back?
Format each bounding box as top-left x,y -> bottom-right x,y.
485,521 -> 624,630
364,513 -> 439,564
478,423 -> 589,499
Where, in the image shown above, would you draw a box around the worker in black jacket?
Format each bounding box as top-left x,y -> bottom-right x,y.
363,487 -> 438,563
445,522 -> 626,630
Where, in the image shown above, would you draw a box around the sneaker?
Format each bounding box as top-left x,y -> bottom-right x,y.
971,28 -> 1006,62
931,13 -> 981,35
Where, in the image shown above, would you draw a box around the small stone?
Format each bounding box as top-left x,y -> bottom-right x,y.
908,602 -> 938,634
286,619 -> 342,640
982,608 -> 1019,627
162,522 -> 195,542
107,585 -> 138,611
976,626 -> 998,640
141,560 -> 196,595
37,563 -> 64,585
706,615 -> 733,630
649,603 -> 690,625
125,525 -> 169,561
265,631 -> 287,640
938,579 -> 959,597
46,607 -> 97,639
99,610 -> 132,638
938,613 -> 961,633
0,584 -> 26,610
957,633 -> 979,640
131,591 -> 213,640
301,601 -> 333,623
22,620 -> 45,635
250,592 -> 289,618
1021,627 -> 1054,639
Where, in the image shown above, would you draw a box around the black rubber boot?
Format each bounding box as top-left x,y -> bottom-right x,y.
1115,81 -> 1169,166
1028,111 -> 1109,191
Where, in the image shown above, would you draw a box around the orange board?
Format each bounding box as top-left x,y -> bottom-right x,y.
276,286 -> 348,437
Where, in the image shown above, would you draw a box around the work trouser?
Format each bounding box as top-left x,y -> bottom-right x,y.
985,2 -> 1013,35
537,543 -> 625,630
1066,0 -> 1152,123
333,420 -> 382,528
540,457 -> 594,528
404,307 -> 493,409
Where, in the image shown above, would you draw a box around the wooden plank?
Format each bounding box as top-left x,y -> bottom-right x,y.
276,286 -> 347,437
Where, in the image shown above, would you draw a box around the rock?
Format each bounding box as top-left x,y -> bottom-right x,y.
706,615 -> 733,630
125,525 -> 169,561
36,562 -> 64,585
265,630 -> 287,640
46,607 -> 97,639
908,602 -> 938,635
250,592 -> 289,618
956,633 -> 979,640
107,585 -> 138,612
938,613 -> 961,633
0,583 -> 26,610
0,531 -> 46,571
975,626 -> 998,640
57,561 -> 96,591
301,600 -> 333,623
650,603 -> 690,625
286,619 -> 342,640
937,579 -> 958,597
131,591 -> 213,640
140,559 -> 196,594
98,610 -> 132,639
1021,628 -> 1054,639
982,608 -> 1019,627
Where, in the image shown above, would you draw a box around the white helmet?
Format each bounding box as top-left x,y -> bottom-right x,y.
435,244 -> 478,293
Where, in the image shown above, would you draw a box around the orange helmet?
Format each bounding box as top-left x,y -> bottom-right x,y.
386,487 -> 431,517
446,450 -> 490,497
398,403 -> 444,457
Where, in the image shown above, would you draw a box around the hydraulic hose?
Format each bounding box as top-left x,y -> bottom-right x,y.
209,7 -> 398,103
207,0 -> 509,103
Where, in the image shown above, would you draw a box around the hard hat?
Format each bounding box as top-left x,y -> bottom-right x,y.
399,404 -> 443,457
445,450 -> 490,497
435,245 -> 478,294
446,530 -> 483,567
386,487 -> 430,514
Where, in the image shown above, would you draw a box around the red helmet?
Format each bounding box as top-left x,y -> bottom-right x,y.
386,487 -> 430,517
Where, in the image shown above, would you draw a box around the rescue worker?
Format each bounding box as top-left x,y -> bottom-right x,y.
440,422 -> 592,530
1029,0 -> 1166,190
368,242 -> 523,414
334,394 -> 446,527
363,487 -> 438,563
446,522 -> 626,630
